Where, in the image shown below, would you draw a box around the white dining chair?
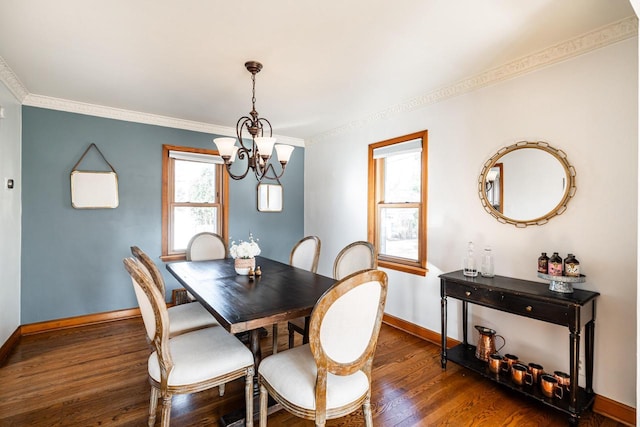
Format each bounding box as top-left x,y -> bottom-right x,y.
287,240 -> 376,350
186,232 -> 228,261
131,246 -> 218,337
124,257 -> 255,427
277,236 -> 321,353
258,269 -> 388,427
333,240 -> 377,280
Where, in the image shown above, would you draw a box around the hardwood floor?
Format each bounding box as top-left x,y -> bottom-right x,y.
0,318 -> 625,426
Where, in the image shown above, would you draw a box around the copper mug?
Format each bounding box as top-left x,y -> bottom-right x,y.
553,371 -> 571,392
540,374 -> 564,399
500,354 -> 519,373
528,363 -> 544,385
511,363 -> 533,386
488,353 -> 502,375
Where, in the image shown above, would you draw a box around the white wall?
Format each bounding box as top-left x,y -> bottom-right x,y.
306,38 -> 637,406
0,81 -> 21,345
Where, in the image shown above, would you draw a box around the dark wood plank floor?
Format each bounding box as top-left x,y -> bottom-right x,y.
0,317 -> 625,426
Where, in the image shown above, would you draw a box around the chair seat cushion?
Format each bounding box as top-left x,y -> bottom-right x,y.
167,302 -> 218,336
258,344 -> 369,410
149,326 -> 253,386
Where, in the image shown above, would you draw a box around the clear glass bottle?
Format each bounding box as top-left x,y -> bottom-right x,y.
463,241 -> 478,277
481,246 -> 494,278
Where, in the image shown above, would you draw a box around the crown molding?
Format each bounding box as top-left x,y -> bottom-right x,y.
308,15 -> 638,145
0,56 -> 28,102
21,94 -> 305,147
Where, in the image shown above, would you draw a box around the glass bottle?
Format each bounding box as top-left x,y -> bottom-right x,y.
564,254 -> 580,277
537,252 -> 549,274
463,241 -> 478,277
548,252 -> 563,276
481,246 -> 494,278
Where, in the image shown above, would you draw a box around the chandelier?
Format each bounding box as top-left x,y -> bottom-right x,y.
213,61 -> 294,181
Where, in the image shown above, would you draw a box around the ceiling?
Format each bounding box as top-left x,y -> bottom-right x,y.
0,1 -> 636,144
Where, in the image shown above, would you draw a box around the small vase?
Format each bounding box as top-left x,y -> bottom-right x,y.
234,257 -> 255,275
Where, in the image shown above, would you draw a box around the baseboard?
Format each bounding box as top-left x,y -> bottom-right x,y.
383,313 -> 461,348
382,313 -> 636,426
593,394 -> 636,426
0,326 -> 21,366
20,307 -> 141,336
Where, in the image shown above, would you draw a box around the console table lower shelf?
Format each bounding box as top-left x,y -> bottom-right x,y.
447,344 -> 596,419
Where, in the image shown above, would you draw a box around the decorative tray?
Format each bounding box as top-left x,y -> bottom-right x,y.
537,273 -> 585,293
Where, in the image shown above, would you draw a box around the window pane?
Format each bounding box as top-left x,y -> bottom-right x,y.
379,207 -> 418,260
172,207 -> 218,251
174,160 -> 216,203
384,152 -> 420,203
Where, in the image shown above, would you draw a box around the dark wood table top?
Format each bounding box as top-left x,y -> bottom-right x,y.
167,256 -> 336,334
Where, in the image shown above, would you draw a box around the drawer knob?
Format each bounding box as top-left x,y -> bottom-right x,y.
465,291 -> 471,297
526,305 -> 533,312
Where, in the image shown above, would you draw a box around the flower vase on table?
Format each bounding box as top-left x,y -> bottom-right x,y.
234,257 -> 255,275
229,233 -> 261,275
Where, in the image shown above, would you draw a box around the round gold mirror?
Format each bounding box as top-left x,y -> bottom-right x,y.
478,141 -> 576,227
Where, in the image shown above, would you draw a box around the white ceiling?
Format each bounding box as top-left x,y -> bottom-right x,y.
0,1 -> 636,144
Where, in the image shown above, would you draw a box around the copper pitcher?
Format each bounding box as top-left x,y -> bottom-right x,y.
475,325 -> 505,362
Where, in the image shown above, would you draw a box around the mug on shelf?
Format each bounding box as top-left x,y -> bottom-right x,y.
540,374 -> 564,399
488,353 -> 503,375
553,371 -> 571,392
511,363 -> 533,386
527,362 -> 544,385
501,354 -> 519,373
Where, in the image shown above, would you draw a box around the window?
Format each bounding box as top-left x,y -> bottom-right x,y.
161,145 -> 228,261
368,130 -> 428,276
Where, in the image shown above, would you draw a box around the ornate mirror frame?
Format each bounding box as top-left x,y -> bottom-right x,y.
478,141 -> 576,227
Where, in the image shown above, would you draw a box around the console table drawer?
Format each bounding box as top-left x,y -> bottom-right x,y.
445,283 -> 491,302
501,294 -> 569,325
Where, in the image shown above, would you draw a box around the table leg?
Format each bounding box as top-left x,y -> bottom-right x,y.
569,329 -> 580,412
441,295 -> 447,369
462,300 -> 468,347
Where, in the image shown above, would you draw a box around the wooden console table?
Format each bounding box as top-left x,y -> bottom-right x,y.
440,270 -> 599,425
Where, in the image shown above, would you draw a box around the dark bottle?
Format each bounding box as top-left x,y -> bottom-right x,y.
548,252 -> 563,276
564,254 -> 580,277
537,252 -> 549,274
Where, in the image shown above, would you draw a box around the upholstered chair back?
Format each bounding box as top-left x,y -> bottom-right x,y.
186,232 -> 227,261
290,236 -> 321,273
333,241 -> 376,280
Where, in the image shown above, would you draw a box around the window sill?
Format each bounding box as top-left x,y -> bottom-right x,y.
378,259 -> 428,277
160,253 -> 187,262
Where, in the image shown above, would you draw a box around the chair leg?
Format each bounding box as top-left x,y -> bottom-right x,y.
288,324 -> 295,349
272,324 -> 278,354
148,385 -> 159,427
245,367 -> 254,427
160,394 -> 172,427
259,382 -> 268,427
302,316 -> 310,344
219,383 -> 225,396
363,395 -> 373,427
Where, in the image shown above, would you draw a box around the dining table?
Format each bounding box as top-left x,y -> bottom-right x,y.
166,255 -> 336,369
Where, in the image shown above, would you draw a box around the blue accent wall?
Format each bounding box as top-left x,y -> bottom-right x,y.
21,106 -> 304,323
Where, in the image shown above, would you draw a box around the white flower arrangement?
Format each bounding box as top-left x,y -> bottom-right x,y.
229,233 -> 261,259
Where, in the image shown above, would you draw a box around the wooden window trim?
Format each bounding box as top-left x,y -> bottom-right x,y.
368,130 -> 428,276
160,144 -> 229,262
